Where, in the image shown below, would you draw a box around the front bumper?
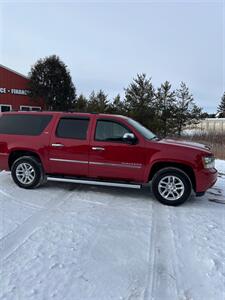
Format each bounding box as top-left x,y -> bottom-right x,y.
196,167 -> 218,193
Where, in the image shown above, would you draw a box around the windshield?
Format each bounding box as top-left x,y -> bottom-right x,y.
127,118 -> 157,140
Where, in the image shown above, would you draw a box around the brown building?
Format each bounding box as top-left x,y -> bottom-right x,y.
0,64 -> 45,112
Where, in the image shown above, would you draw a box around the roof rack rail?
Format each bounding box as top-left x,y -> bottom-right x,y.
65,110 -> 99,114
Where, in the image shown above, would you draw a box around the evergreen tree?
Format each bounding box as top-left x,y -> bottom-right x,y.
175,82 -> 202,135
108,94 -> 126,114
28,55 -> 76,111
124,74 -> 155,128
73,94 -> 88,112
155,81 -> 176,136
217,92 -> 225,117
87,90 -> 109,113
200,112 -> 209,119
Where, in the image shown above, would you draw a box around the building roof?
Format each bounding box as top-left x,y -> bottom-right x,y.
0,64 -> 28,79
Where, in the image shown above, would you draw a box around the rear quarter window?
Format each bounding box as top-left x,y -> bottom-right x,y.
0,114 -> 52,136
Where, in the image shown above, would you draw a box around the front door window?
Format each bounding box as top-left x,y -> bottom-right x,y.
95,120 -> 131,143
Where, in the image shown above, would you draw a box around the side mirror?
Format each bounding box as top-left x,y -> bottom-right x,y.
123,133 -> 137,144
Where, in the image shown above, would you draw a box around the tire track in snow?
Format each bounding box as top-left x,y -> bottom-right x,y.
144,203 -> 181,300
0,188 -> 45,210
0,172 -> 46,210
0,188 -> 74,261
143,201 -> 157,300
0,188 -> 16,200
167,207 -> 186,300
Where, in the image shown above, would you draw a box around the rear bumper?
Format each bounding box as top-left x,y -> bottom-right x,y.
0,153 -> 9,171
196,168 -> 218,193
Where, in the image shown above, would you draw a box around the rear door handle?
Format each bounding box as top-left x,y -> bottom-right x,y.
52,143 -> 64,148
92,147 -> 105,151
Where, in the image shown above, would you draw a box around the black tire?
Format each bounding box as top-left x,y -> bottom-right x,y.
151,167 -> 192,206
11,156 -> 44,189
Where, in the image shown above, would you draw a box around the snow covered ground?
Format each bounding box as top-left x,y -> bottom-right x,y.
0,160 -> 225,300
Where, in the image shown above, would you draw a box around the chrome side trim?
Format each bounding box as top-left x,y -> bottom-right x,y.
49,158 -> 142,169
89,161 -> 142,169
49,158 -> 88,164
47,177 -> 141,189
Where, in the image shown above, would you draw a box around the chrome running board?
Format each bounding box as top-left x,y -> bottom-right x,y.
47,176 -> 141,189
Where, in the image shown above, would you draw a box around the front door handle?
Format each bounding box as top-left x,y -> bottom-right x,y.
52,143 -> 64,148
92,147 -> 105,151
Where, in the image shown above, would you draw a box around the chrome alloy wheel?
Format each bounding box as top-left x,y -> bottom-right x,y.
158,175 -> 185,201
15,163 -> 36,185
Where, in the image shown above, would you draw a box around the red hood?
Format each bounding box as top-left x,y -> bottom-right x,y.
158,139 -> 211,152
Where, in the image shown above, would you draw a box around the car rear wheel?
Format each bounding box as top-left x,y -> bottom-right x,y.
11,156 -> 44,189
151,167 -> 192,206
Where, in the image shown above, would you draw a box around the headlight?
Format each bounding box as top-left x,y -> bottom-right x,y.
202,156 -> 215,169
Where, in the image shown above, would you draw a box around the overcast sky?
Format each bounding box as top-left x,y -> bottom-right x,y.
0,0 -> 224,113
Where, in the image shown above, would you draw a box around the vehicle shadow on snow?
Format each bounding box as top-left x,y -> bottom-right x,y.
41,181 -> 202,208
44,181 -> 153,202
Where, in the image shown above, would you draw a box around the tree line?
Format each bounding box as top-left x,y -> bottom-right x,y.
28,55 -> 224,137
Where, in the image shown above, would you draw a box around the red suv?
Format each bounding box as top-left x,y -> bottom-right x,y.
0,112 -> 217,205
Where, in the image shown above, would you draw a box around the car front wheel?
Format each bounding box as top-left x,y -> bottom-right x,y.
151,167 -> 192,206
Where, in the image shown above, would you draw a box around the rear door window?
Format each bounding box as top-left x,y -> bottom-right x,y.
0,114 -> 52,136
56,118 -> 90,140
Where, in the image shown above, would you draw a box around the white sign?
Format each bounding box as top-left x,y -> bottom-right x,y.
0,87 -> 30,96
